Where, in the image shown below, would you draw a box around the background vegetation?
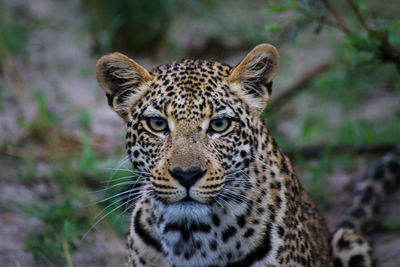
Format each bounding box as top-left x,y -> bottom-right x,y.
0,0 -> 399,266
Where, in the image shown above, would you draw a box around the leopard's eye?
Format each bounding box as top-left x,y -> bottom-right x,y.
209,118 -> 231,133
147,117 -> 168,132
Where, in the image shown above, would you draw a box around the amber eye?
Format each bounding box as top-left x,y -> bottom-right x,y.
147,117 -> 168,132
209,118 -> 231,133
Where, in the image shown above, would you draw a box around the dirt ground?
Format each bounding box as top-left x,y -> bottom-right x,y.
0,0 -> 399,266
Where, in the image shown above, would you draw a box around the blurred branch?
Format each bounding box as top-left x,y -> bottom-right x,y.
346,0 -> 400,71
285,143 -> 398,159
321,0 -> 352,34
269,60 -> 333,110
269,0 -> 400,72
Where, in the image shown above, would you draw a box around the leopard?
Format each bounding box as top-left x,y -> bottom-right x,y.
95,44 -> 400,267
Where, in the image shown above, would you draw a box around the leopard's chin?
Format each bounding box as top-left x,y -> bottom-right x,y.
160,200 -> 212,221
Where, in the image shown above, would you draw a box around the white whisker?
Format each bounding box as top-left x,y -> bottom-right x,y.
95,184 -> 152,205
92,179 -> 150,193
80,191 -> 146,242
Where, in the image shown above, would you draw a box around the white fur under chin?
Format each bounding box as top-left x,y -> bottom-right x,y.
162,201 -> 212,222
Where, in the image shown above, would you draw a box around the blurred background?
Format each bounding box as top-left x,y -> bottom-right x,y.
0,0 -> 399,266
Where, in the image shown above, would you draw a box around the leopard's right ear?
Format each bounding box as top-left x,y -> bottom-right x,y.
96,52 -> 152,120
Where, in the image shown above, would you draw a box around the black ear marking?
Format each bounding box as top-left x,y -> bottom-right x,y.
266,81 -> 273,95
106,93 -> 113,106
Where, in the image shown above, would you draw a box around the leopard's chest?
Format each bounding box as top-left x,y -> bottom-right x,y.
150,200 -> 263,266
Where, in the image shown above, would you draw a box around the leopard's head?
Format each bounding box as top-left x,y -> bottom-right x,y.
96,44 -> 279,207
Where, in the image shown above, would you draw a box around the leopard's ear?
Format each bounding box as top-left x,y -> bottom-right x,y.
227,44 -> 280,113
96,52 -> 152,121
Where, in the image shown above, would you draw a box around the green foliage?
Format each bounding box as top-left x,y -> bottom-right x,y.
274,62 -> 400,150
0,4 -> 32,72
8,89 -> 133,263
84,0 -> 175,53
16,91 -> 59,140
84,0 -> 267,55
263,0 -> 400,69
297,152 -> 357,210
21,198 -> 90,266
296,152 -> 332,209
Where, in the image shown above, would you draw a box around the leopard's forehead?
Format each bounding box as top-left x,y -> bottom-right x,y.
150,59 -> 232,92
145,59 -> 235,120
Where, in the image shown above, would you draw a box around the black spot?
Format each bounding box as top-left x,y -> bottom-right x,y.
333,258 -> 343,267
184,251 -> 192,260
336,237 -> 350,250
173,248 -> 181,256
211,213 -> 220,227
236,214 -> 246,228
350,208 -> 365,218
278,226 -> 285,237
338,220 -> 355,229
196,241 -> 202,249
222,225 -> 237,242
388,160 -> 400,174
348,254 -> 365,267
236,241 -> 241,249
228,223 -> 272,267
275,195 -> 282,207
243,228 -> 254,238
199,223 -> 211,233
372,166 -> 384,180
360,186 -> 374,204
209,239 -> 218,250
139,257 -> 147,265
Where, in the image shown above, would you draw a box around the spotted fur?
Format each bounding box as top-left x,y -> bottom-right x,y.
95,44 -> 400,267
332,146 -> 400,267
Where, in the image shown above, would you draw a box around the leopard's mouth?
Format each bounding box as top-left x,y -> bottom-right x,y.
180,194 -> 197,203
161,199 -> 212,219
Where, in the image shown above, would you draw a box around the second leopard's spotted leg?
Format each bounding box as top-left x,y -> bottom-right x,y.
332,146 -> 400,267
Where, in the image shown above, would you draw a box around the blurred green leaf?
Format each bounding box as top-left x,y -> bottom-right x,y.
388,19 -> 400,46
346,34 -> 373,51
264,22 -> 281,35
298,0 -> 312,13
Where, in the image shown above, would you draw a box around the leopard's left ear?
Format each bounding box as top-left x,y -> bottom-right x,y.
96,52 -> 152,121
227,44 -> 280,112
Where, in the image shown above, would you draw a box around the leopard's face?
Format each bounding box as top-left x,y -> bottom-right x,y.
96,44 -> 279,209
125,60 -> 260,205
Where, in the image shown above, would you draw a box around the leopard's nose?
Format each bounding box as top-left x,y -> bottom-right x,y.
168,166 -> 206,190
